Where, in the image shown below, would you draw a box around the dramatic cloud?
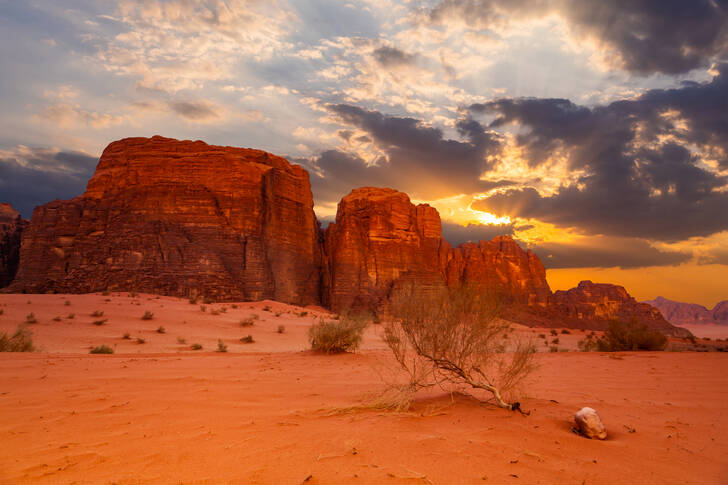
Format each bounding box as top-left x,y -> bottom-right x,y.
472,65 -> 728,241
168,100 -> 220,121
0,147 -> 97,217
429,0 -> 728,75
528,237 -> 691,269
302,104 -> 502,204
441,221 -> 514,246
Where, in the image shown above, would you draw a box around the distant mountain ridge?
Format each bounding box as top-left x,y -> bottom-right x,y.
644,296 -> 728,325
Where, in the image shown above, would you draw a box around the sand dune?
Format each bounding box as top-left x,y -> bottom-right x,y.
1,294 -> 726,484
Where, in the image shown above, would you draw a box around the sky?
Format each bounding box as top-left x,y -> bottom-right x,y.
1,0 -> 727,306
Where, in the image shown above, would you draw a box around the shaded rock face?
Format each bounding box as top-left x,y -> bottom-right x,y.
645,296 -> 728,325
553,281 -> 686,335
0,203 -> 28,287
322,187 -> 551,313
323,188 -> 448,312
10,136 -> 322,304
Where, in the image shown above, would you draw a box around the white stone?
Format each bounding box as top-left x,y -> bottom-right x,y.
574,407 -> 607,439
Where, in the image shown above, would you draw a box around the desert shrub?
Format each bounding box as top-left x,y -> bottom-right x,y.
203,297 -> 213,304
275,312 -> 282,317
298,311 -> 308,317
596,318 -> 668,351
136,337 -> 146,344
219,307 -> 227,313
210,310 -> 220,316
130,291 -> 138,298
25,313 -> 37,324
538,333 -> 546,339
549,346 -> 559,353
551,338 -> 560,345
92,319 -> 108,326
188,296 -> 198,304
156,326 -> 166,334
191,343 -> 203,350
231,304 -> 238,309
64,300 -> 71,306
277,325 -> 285,334
577,334 -> 599,352
141,311 -> 154,320
383,285 -> 536,411
0,325 -> 34,352
216,339 -> 228,352
550,329 -> 558,336
240,317 -> 255,327
177,337 -> 186,344
67,313 -> 75,319
0,309 -> 3,315
90,345 -> 113,354
240,335 -> 254,343
263,305 -> 271,312
561,329 -> 571,334
52,316 -> 61,322
123,332 -> 131,339
200,305 -> 207,312
91,310 -> 104,317
309,314 -> 367,354
102,291 -> 110,296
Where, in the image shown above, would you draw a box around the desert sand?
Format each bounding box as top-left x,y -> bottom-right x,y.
1,293 -> 727,484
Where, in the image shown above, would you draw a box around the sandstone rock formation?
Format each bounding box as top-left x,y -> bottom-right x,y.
645,296 -> 728,325
0,203 -> 28,288
323,187 -> 447,312
574,407 -> 607,440
322,187 -> 551,314
9,136 -> 322,304
6,136 -> 691,336
553,281 -> 687,335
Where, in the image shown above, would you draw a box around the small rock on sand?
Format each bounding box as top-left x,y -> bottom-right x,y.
574,407 -> 607,439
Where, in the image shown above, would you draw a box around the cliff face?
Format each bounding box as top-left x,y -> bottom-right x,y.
711,301 -> 728,323
10,136 -> 322,304
322,187 -> 551,313
322,187 -> 448,312
0,203 -> 28,287
7,136 -> 691,336
553,281 -> 688,336
444,237 -> 551,308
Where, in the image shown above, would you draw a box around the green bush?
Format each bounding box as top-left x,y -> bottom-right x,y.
0,325 -> 34,352
308,314 -> 367,354
90,345 -> 114,354
596,318 -> 668,351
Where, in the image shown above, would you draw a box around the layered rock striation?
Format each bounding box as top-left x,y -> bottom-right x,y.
7,136 -> 688,335
9,136 -> 322,304
553,281 -> 688,335
0,203 -> 28,288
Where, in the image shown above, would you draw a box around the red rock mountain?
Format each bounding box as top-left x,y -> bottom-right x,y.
0,203 -> 28,288
645,296 -> 728,325
553,282 -> 688,335
6,136 -> 688,335
322,187 -> 553,314
9,136 -> 322,304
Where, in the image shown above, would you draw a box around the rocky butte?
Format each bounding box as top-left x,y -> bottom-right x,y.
8,136 -> 322,304
4,136 -> 687,335
0,203 -> 28,287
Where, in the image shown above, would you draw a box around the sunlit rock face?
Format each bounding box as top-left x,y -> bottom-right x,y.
9,136 -> 323,304
552,280 -> 688,336
322,187 -> 552,314
322,187 -> 449,312
0,203 -> 28,288
444,236 -> 552,308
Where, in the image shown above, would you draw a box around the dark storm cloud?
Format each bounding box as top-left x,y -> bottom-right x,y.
168,101 -> 219,120
527,238 -> 691,269
471,65 -> 728,241
372,45 -> 416,68
429,0 -> 728,75
0,148 -> 97,218
301,104 -> 503,205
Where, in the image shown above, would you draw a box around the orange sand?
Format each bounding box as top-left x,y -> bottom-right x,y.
1,294 -> 726,484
